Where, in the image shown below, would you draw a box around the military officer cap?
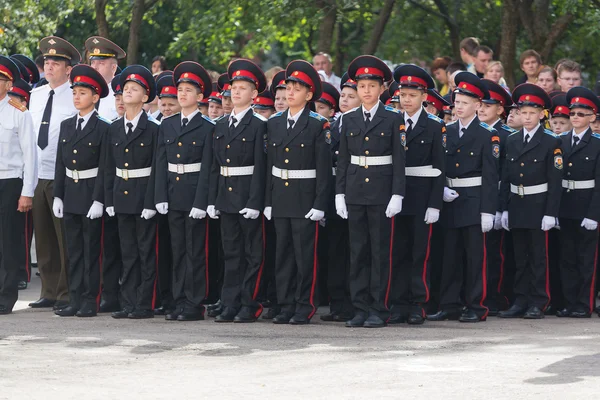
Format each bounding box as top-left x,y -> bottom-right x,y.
228,58 -> 267,93
285,60 -> 322,100
426,89 -> 450,114
70,64 -> 109,98
10,54 -> 39,84
156,73 -> 176,99
393,64 -> 434,90
218,73 -> 232,96
380,91 -> 391,105
550,94 -> 570,119
481,79 -> 512,108
348,55 -> 392,83
453,71 -> 489,101
0,55 -> 22,84
10,57 -> 30,84
173,61 -> 212,98
512,83 -> 551,109
316,81 -> 340,112
340,72 -> 357,91
566,86 -> 600,114
120,64 -> 157,103
269,70 -> 286,96
388,81 -> 400,103
253,90 -> 275,110
8,79 -> 32,104
39,36 -> 81,65
111,73 -> 122,95
85,36 -> 126,61
208,82 -> 223,104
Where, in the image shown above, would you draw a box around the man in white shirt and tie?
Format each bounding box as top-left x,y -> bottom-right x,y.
312,52 -> 341,91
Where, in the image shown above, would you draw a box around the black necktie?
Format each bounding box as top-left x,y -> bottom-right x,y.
573,135 -> 580,147
230,117 -> 237,128
95,100 -> 100,111
288,118 -> 295,131
76,118 -> 84,133
460,127 -> 466,138
126,122 -> 133,135
38,89 -> 54,150
524,133 -> 530,145
364,112 -> 371,123
182,118 -> 188,128
406,119 -> 413,134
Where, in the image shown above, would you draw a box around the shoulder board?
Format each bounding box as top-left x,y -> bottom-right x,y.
558,131 -> 570,137
202,114 -> 215,125
592,133 -> 600,140
544,128 -> 557,138
148,116 -> 161,125
214,114 -> 227,123
479,121 -> 494,132
500,124 -> 517,134
253,112 -> 267,122
309,111 -> 326,121
96,115 -> 111,124
343,107 -> 359,115
8,98 -> 26,112
446,120 -> 457,126
384,105 -> 400,114
269,111 -> 283,120
427,113 -> 443,124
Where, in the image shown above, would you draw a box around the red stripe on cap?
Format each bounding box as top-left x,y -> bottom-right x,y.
232,69 -> 258,85
222,83 -> 231,91
0,65 -> 14,81
254,96 -> 274,106
553,105 -> 569,116
457,82 -> 484,99
426,94 -> 443,111
126,73 -> 149,91
178,72 -> 205,92
160,85 -> 176,96
289,70 -> 314,92
74,75 -> 103,96
400,75 -> 427,88
488,90 -> 506,105
319,92 -> 337,108
571,96 -> 598,113
385,98 -> 392,105
10,86 -> 29,101
518,94 -> 544,107
356,67 -> 384,78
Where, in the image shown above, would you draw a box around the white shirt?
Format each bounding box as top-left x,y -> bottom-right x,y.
97,83 -> 118,121
323,72 -> 341,91
287,108 -> 304,127
124,110 -> 145,133
572,128 -> 586,146
149,109 -> 161,120
459,115 -> 476,136
523,123 -> 541,142
0,96 -> 38,197
181,109 -> 200,125
404,107 -> 423,129
76,109 -> 96,131
30,80 -> 77,180
229,106 -> 252,128
362,102 -> 380,121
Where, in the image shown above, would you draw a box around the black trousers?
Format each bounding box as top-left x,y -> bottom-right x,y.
206,219 -> 223,304
485,229 -> 511,310
347,204 -> 393,320
19,210 -> 33,282
117,213 -> 157,311
168,210 -> 208,311
220,213 -> 265,316
260,218 -> 278,306
0,179 -> 24,310
391,214 -> 433,317
155,214 -> 174,310
63,213 -> 102,311
426,223 -> 445,313
439,225 -> 488,318
325,218 -> 352,316
560,219 -> 598,313
511,228 -> 551,310
273,217 -> 319,318
101,214 -> 122,306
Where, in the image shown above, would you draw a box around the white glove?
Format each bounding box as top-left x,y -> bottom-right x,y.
481,213 -> 494,233
264,206 -> 272,221
141,209 -> 157,220
541,215 -> 556,231
86,201 -> 104,220
424,208 -> 440,224
155,202 -> 168,215
335,194 -> 348,219
305,208 -> 325,221
106,206 -> 115,217
207,205 -> 220,219
385,195 -> 403,218
501,211 -> 509,231
493,211 -> 502,230
443,187 -> 459,202
240,208 -> 260,220
52,198 -> 64,219
189,207 -> 207,219
581,218 -> 598,231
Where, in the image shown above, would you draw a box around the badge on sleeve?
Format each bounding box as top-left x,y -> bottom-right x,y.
442,133 -> 447,148
325,131 -> 331,144
493,144 -> 500,158
554,148 -> 563,170
401,132 -> 406,147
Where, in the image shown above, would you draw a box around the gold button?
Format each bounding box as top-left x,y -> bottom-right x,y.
226,145 -> 230,149
88,143 -> 92,146
193,141 -> 196,145
285,148 -> 290,152
520,173 -> 523,177
586,157 -> 589,160
365,178 -> 370,182
72,160 -> 76,164
301,144 -> 305,147
124,191 -> 128,195
140,143 -> 144,146
534,159 -> 537,162
178,142 -> 182,147
226,159 -> 230,163
365,165 -> 369,169
335,151 -> 339,155
228,187 -> 232,191
365,137 -> 369,141
350,133 -> 354,136
284,182 -> 289,187
421,140 -> 424,143
176,177 -> 180,181
74,179 -> 79,183
455,163 -> 459,167
365,150 -> 369,155
520,162 -> 524,167
63,139 -> 66,142
568,162 -> 573,167
405,146 -> 408,150
125,148 -> 129,153
177,154 -> 181,158
457,149 -> 461,153
73,149 -> 77,154
285,159 -> 289,164
381,133 -> 384,136
242,138 -> 246,141
470,152 -> 473,155
124,163 -> 129,167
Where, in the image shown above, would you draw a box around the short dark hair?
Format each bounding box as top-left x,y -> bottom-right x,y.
152,55 -> 167,71
460,37 -> 480,56
557,59 -> 581,77
519,49 -> 542,67
35,55 -> 44,69
475,45 -> 493,57
446,62 -> 466,75
431,56 -> 452,72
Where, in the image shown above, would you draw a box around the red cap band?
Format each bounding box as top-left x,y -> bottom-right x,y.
232,70 -> 258,86
518,94 -> 544,107
488,91 -> 506,105
10,86 -> 29,101
385,98 -> 392,105
457,82 -> 484,99
356,67 -> 384,78
0,65 -> 14,81
399,75 -> 427,88
222,83 -> 231,91
73,75 -> 103,96
160,86 -> 176,96
319,92 -> 337,108
426,94 -> 443,112
178,72 -> 205,92
571,96 -> 598,113
126,73 -> 149,92
553,105 -> 569,116
254,96 -> 274,106
288,70 -> 314,92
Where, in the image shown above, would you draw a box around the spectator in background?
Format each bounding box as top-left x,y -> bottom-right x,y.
34,55 -> 47,87
473,45 -> 493,78
484,61 -> 509,91
557,60 -> 582,93
517,49 -> 542,85
431,56 -> 452,96
536,66 -> 558,93
265,66 -> 284,87
312,52 -> 341,89
446,62 -> 467,93
151,55 -> 167,75
459,37 -> 479,74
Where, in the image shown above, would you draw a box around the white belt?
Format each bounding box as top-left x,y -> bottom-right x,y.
116,167 -> 152,180
406,165 -> 442,178
446,176 -> 482,188
220,165 -> 254,177
332,167 -> 336,176
272,166 -> 316,180
350,155 -> 392,167
562,179 -> 595,190
66,167 -> 98,180
510,183 -> 548,196
168,162 -> 201,174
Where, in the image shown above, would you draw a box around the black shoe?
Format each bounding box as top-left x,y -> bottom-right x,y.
29,298 -> 55,308
262,307 -> 280,320
289,314 -> 310,325
498,305 -> 526,318
272,312 -> 294,324
388,314 -> 408,324
364,315 -> 386,328
570,309 -> 591,318
215,307 -> 237,322
18,281 -> 27,290
234,308 -> 259,323
487,308 -> 500,317
320,312 -> 336,322
177,309 -> 205,321
53,300 -> 69,311
99,300 -> 120,313
459,309 -> 485,323
153,306 -> 174,316
165,308 -> 184,321
0,305 -> 12,315
333,312 -> 354,322
407,312 -> 425,325
54,306 -> 78,317
207,303 -> 223,318
111,309 -> 133,319
345,313 -> 367,327
544,305 -> 555,316
556,308 -> 571,317
426,309 -> 461,321
523,306 -> 544,319
128,309 -> 154,319
76,308 -> 97,318
207,300 -> 222,311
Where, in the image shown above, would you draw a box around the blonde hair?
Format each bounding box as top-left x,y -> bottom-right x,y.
265,66 -> 284,86
486,61 -> 504,74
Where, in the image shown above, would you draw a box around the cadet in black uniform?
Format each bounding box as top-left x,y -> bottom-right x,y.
253,90 -> 275,119
53,65 -> 109,317
556,87 -> 600,318
154,62 -> 214,321
498,84 -> 562,319
218,73 -> 233,116
264,60 -> 330,325
424,89 -> 450,119
336,56 -> 406,328
105,65 -> 159,319
427,72 -> 498,323
389,65 -> 445,325
207,59 -> 267,323
549,94 -> 572,135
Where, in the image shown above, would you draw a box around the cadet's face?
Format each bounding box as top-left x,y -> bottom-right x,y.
521,57 -> 540,76
286,82 -> 312,108
230,80 -> 257,108
114,94 -> 125,117
519,106 -> 545,130
159,97 -> 181,117
477,103 -> 502,124
558,71 -> 582,92
474,51 -> 492,74
0,78 -> 11,97
453,93 -> 480,120
399,88 -> 427,115
254,108 -> 274,118
44,58 -> 71,86
208,102 -> 224,120
357,80 -> 384,107
425,103 -> 438,115
72,86 -> 98,111
339,87 -> 359,113
177,82 -> 201,109
550,116 -> 572,134
315,102 -> 334,119
536,71 -> 555,93
90,59 -> 116,84
443,113 -> 453,124
122,81 -> 148,104
569,107 -> 595,130
507,108 -> 522,129
274,88 -> 288,112
313,55 -> 332,75
591,118 -> 600,133
433,68 -> 447,85
221,95 -> 233,114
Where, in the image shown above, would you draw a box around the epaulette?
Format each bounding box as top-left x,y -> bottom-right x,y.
343,107 -> 358,115
446,120 -> 458,126
309,111 -> 326,122
269,111 -> 283,120
500,124 -> 517,134
8,98 -> 26,112
96,114 -> 111,124
162,112 -> 180,120
253,112 -> 267,122
202,114 -> 215,125
544,128 -> 557,137
384,105 -> 400,114
427,113 -> 443,124
479,121 -> 494,132
148,115 -> 161,125
508,129 -> 519,136
592,133 -> 600,140
558,131 -> 570,137
214,114 -> 227,123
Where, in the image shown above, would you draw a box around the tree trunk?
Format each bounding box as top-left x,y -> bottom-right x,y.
499,0 -> 519,88
95,0 -> 110,38
316,0 -> 337,54
362,0 -> 396,54
127,0 -> 145,65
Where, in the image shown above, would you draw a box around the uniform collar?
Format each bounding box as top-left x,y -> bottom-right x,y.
524,123 -> 541,138
181,109 -> 199,124
404,107 -> 423,126
459,115 -> 476,132
124,109 -> 144,132
77,109 -> 96,131
362,102 -> 379,118
230,106 -> 252,126
287,107 -> 304,124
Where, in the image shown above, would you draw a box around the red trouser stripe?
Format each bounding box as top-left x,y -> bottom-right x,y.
385,216 -> 395,313
307,222 -> 319,319
252,217 -> 267,318
480,232 -> 489,318
422,223 -> 433,303
543,231 -> 551,311
589,229 -> 599,314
